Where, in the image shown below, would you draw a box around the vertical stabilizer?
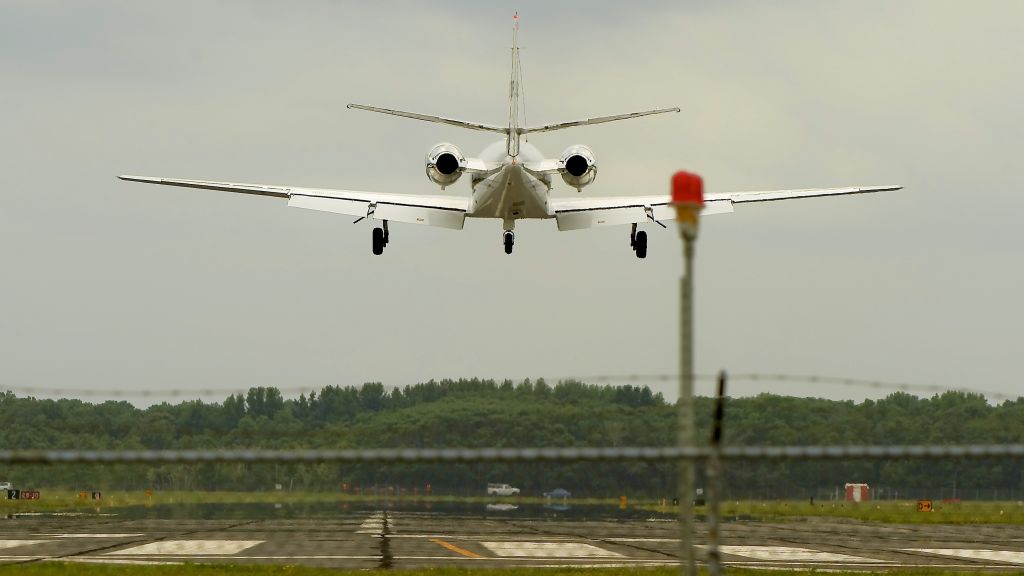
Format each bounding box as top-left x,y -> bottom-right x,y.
507,12 -> 523,157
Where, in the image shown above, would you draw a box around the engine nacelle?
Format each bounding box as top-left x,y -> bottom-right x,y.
425,143 -> 466,188
559,144 -> 597,190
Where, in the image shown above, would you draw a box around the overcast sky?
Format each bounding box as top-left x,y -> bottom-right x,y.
1,1 -> 1021,405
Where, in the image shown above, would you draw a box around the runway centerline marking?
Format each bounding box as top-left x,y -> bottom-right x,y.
903,549 -> 1024,564
481,542 -> 623,558
430,538 -> 483,558
108,540 -> 263,556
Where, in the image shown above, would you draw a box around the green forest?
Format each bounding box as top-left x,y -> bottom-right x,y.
2,379 -> 1022,500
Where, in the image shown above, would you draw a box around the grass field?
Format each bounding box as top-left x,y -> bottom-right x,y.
0,564 -> 994,576
4,490 -> 1023,524
644,499 -> 1024,524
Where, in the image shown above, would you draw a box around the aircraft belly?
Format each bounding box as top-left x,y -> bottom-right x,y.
467,165 -> 549,220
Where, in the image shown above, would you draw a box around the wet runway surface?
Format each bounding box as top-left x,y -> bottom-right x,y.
3,503 -> 1024,570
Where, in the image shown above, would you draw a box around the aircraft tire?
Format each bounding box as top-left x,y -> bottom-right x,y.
503,231 -> 514,254
635,230 -> 648,259
372,227 -> 385,255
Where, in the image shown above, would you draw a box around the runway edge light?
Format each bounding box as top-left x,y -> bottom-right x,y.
672,171 -> 704,231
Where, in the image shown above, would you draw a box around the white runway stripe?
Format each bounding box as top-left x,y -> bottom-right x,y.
903,549 -> 1024,564
109,540 -> 263,555
60,558 -> 183,565
713,545 -> 884,563
481,542 -> 623,558
357,511 -> 388,534
0,541 -> 49,550
36,534 -> 143,538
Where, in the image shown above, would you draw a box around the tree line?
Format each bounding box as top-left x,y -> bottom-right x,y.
1,380 -> 1021,499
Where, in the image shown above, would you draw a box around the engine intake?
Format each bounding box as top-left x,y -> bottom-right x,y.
559,145 -> 597,190
426,143 -> 466,188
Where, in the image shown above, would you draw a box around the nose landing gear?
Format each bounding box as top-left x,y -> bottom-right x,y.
503,230 -> 515,254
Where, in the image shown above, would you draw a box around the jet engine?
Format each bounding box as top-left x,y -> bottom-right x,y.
425,143 -> 466,188
559,145 -> 597,190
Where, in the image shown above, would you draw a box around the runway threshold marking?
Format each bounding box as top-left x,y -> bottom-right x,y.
903,549 -> 1024,564
0,540 -> 49,550
481,542 -> 623,558
712,546 -> 884,563
35,534 -> 144,538
430,538 -> 483,558
108,540 -> 263,555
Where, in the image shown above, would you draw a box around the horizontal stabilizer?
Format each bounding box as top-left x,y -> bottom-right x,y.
523,107 -> 680,134
347,104 -> 507,134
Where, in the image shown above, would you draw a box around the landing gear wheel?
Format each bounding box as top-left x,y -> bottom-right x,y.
634,230 -> 648,259
372,227 -> 385,255
503,231 -> 514,254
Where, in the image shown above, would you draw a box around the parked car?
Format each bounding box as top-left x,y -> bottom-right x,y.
486,483 -> 520,496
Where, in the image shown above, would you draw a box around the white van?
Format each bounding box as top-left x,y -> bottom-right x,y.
486,483 -> 520,496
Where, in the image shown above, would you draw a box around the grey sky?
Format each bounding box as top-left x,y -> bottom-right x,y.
1,1 -> 1021,404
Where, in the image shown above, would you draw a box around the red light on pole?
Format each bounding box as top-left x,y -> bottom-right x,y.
673,169 -> 702,576
672,171 -> 704,207
672,171 -> 704,234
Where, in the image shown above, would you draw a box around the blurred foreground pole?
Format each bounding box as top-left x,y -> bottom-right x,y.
673,171 -> 704,576
707,370 -> 727,576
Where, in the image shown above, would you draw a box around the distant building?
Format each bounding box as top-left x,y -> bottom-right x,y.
845,483 -> 870,502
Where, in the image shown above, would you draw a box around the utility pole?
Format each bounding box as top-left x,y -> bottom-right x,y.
673,171 -> 704,576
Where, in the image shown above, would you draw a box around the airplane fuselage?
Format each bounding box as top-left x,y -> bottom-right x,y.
467,141 -> 552,226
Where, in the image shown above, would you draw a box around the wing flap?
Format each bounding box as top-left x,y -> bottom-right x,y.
288,194 -> 367,217
553,199 -> 734,231
373,203 -> 465,230
556,207 -> 647,231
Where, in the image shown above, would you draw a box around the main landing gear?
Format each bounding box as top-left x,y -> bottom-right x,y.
630,223 -> 648,259
372,221 -> 390,255
503,230 -> 515,254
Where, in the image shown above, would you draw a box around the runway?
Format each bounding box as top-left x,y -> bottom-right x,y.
3,505 -> 1024,570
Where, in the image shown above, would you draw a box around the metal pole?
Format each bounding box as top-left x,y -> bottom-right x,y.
678,227 -> 696,576
706,370 -> 727,576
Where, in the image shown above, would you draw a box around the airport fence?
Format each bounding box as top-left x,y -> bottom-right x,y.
1,374 -> 1023,573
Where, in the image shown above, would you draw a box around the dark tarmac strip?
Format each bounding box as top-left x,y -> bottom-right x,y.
3,510 -> 1024,570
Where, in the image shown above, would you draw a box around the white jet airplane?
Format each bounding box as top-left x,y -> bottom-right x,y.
120,16 -> 899,258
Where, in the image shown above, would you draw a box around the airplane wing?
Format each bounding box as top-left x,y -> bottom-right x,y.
549,185 -> 901,231
118,175 -> 469,230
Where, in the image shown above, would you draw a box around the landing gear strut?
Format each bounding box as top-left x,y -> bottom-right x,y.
372,221 -> 390,255
630,223 -> 648,259
503,230 -> 515,254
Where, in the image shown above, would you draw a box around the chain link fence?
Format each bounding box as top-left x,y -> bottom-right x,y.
2,376 -> 1023,571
